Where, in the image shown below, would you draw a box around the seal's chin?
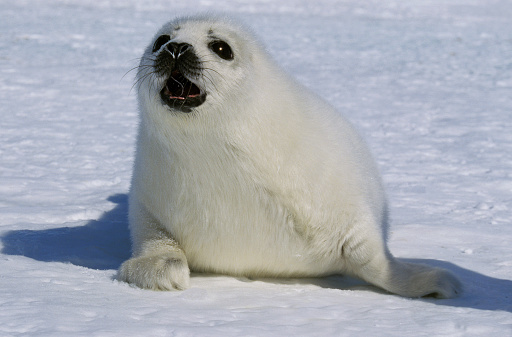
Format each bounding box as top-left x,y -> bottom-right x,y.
160,70 -> 206,113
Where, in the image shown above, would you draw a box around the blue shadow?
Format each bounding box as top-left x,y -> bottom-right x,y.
1,193 -> 131,270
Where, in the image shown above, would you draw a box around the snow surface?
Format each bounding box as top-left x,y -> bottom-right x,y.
1,0 -> 512,335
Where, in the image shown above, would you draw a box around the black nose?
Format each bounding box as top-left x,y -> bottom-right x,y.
165,42 -> 191,59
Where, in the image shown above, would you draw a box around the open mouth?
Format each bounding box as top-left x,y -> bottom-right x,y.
160,70 -> 206,112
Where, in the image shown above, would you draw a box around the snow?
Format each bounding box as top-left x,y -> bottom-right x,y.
1,0 -> 511,335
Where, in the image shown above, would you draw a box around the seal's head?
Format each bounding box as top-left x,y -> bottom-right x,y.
136,16 -> 263,115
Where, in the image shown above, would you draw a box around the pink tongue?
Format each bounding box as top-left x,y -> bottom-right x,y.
164,72 -> 201,99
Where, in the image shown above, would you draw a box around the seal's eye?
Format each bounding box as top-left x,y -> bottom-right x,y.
209,40 -> 234,60
153,35 -> 170,53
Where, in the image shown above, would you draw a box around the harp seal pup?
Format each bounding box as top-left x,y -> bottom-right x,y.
117,15 -> 461,298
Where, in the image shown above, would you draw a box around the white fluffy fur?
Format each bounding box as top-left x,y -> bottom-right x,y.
117,15 -> 461,298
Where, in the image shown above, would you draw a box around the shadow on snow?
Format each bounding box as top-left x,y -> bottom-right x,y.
1,193 -> 131,271
1,193 -> 511,312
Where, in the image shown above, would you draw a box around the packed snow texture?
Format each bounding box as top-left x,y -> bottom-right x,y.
1,0 -> 511,336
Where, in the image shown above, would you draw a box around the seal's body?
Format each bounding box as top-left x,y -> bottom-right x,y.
118,15 -> 461,298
